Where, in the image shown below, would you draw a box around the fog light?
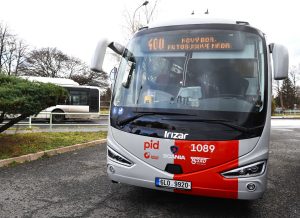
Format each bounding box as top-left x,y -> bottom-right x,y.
108,165 -> 115,174
247,183 -> 256,191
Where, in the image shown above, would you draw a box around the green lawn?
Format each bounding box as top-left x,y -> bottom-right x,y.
0,132 -> 107,160
272,114 -> 300,118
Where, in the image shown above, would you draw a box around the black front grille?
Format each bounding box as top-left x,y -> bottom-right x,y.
165,164 -> 183,174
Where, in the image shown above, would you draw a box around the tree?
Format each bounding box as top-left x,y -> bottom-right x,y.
0,23 -> 10,72
0,74 -> 68,133
8,40 -> 28,76
19,47 -> 109,88
100,87 -> 112,109
289,65 -> 300,107
275,77 -> 297,109
122,0 -> 159,40
19,47 -> 69,78
0,23 -> 28,76
273,64 -> 300,109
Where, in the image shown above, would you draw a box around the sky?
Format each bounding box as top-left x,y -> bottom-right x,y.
0,0 -> 299,72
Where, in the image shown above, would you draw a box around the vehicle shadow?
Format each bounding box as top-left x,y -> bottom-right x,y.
109,184 -> 258,217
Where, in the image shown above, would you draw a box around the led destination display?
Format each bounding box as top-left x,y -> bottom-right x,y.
143,31 -> 245,52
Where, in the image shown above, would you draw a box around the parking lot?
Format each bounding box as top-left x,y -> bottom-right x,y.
0,126 -> 299,217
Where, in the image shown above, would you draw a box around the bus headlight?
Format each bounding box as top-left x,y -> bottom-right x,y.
107,146 -> 134,167
221,161 -> 266,178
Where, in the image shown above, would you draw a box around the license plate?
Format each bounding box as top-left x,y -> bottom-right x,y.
155,178 -> 192,190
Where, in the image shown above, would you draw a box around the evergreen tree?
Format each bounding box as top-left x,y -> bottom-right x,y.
0,74 -> 68,133
280,77 -> 297,109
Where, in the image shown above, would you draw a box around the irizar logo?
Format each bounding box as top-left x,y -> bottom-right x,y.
164,131 -> 188,139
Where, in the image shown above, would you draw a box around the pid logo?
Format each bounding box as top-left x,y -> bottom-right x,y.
144,140 -> 160,150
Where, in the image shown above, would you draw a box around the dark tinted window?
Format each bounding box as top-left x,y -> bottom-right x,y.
69,90 -> 88,105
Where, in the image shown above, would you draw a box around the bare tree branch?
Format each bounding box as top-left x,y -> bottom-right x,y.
122,0 -> 159,41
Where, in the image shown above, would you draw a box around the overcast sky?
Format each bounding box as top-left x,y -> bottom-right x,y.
0,0 -> 299,71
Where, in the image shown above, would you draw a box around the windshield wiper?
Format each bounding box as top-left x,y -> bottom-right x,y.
117,112 -> 195,127
162,118 -> 263,133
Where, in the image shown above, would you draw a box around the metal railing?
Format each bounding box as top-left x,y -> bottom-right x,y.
273,109 -> 300,116
2,112 -> 109,130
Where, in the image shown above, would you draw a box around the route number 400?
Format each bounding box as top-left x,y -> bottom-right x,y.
190,144 -> 215,153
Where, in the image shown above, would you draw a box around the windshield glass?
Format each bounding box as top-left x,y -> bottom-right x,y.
113,28 -> 266,114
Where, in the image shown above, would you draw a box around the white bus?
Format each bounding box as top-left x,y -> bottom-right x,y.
91,18 -> 289,199
21,76 -> 102,122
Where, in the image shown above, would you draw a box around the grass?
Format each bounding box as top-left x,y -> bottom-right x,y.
0,131 -> 107,160
272,114 -> 300,117
100,108 -> 110,115
6,127 -> 40,131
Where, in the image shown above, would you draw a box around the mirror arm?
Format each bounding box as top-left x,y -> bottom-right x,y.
108,42 -> 125,56
269,43 -> 274,53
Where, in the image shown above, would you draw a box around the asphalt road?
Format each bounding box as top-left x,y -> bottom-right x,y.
0,128 -> 299,217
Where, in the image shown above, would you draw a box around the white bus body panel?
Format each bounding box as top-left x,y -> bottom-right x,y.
107,125 -> 269,199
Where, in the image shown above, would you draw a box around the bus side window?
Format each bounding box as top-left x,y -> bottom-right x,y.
69,91 -> 88,105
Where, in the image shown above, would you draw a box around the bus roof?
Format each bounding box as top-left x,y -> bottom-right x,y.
148,17 -> 251,29
20,76 -> 105,93
20,76 -> 79,86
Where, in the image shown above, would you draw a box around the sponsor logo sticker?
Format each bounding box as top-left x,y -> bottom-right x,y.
163,154 -> 185,160
190,156 -> 210,165
144,152 -> 159,160
144,140 -> 160,150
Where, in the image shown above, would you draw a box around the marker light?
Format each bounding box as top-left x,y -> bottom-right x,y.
221,161 -> 266,178
107,146 -> 134,167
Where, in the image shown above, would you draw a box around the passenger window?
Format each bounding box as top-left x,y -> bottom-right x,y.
69,91 -> 88,105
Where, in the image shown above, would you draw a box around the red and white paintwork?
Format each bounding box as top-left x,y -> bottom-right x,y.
107,116 -> 270,200
105,18 -> 273,200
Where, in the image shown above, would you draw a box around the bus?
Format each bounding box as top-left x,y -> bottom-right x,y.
21,76 -> 102,122
91,18 -> 289,199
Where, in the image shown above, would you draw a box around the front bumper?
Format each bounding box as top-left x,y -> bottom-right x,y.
107,151 -> 267,200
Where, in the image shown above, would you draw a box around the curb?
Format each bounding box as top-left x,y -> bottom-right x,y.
0,139 -> 107,168
271,116 -> 300,119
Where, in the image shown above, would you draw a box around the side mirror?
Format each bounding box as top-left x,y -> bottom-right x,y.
91,39 -> 125,73
91,38 -> 111,73
270,43 -> 289,80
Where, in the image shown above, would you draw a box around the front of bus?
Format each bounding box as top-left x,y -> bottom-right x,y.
107,19 -> 270,200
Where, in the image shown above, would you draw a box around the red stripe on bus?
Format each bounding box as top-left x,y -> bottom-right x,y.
173,140 -> 239,199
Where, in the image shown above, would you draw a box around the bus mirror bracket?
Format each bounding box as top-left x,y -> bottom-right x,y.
110,67 -> 118,84
122,62 -> 136,88
271,43 -> 289,80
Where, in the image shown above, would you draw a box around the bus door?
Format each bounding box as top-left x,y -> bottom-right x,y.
67,87 -> 90,118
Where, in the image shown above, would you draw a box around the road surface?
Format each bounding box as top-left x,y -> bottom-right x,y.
0,126 -> 299,217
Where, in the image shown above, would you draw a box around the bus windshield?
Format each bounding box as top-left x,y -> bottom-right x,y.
113,28 -> 266,116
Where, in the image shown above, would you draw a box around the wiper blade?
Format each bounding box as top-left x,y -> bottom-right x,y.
117,112 -> 195,127
162,118 -> 263,133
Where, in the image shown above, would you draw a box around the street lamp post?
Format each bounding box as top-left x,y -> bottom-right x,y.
132,1 -> 149,32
